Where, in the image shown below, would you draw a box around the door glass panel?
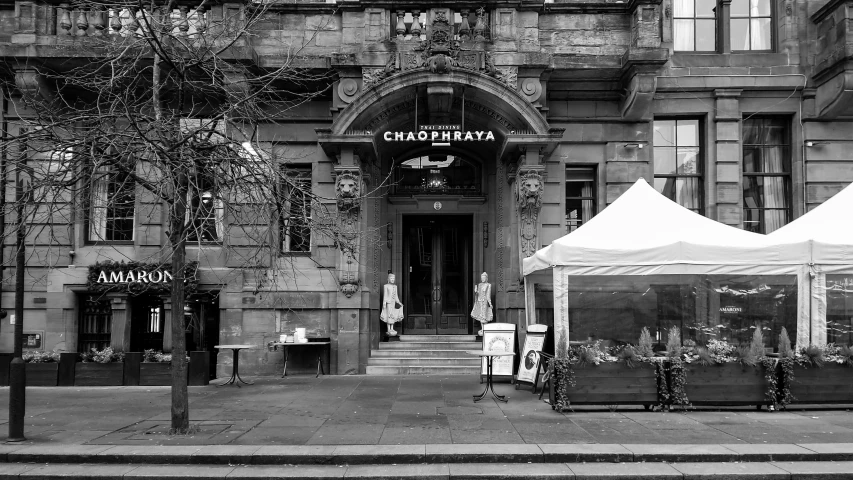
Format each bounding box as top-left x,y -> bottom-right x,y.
407,226 -> 433,315
442,226 -> 464,315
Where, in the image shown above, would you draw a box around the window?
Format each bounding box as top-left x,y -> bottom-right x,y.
281,168 -> 312,253
673,0 -> 716,51
88,167 -> 135,242
731,0 -> 772,51
393,155 -> 480,195
742,117 -> 791,234
78,296 -> 112,352
653,119 -> 703,213
566,167 -> 596,233
187,182 -> 224,242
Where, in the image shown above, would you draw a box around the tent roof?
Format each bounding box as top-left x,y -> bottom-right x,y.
523,178 -> 804,276
769,182 -> 853,264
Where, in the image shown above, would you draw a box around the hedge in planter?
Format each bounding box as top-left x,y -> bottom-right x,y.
23,351 -> 60,386
124,351 -> 209,386
785,344 -> 853,404
75,347 -> 125,386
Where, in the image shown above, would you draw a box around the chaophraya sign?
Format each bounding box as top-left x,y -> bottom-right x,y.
383,125 -> 496,144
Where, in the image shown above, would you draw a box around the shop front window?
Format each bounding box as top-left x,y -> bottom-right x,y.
393,155 -> 480,195
78,296 -> 112,352
567,274 -> 797,352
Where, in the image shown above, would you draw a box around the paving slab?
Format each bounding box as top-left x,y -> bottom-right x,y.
721,443 -> 816,461
0,463 -> 37,478
538,444 -> 633,463
797,443 -> 853,461
568,462 -> 683,480
771,461 -> 853,480
671,462 -> 791,480
226,465 -> 347,479
448,463 -> 573,479
425,444 -> 543,463
343,464 -> 450,479
624,444 -> 740,462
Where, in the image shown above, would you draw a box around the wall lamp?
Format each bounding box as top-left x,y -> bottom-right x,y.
805,141 -> 827,147
624,143 -> 644,149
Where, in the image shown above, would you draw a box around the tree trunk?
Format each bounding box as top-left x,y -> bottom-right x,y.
169,175 -> 189,433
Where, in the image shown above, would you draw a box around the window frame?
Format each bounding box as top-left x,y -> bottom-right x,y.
672,0 -> 717,52
565,166 -> 597,233
86,166 -> 136,244
741,116 -> 792,234
186,183 -> 225,244
280,166 -> 313,255
730,0 -> 775,53
652,118 -> 705,215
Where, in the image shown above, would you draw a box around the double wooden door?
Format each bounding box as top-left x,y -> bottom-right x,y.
403,216 -> 471,335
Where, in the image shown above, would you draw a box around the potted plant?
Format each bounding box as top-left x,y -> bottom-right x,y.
666,326 -> 778,409
785,336 -> 853,405
547,329 -> 574,412
23,351 -> 60,386
139,350 -> 189,386
76,347 -> 125,386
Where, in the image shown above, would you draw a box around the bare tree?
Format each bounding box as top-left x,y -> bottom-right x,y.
1,0 -> 356,433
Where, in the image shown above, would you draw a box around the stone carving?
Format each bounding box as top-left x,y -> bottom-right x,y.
495,66 -> 518,89
337,78 -> 359,103
517,170 -> 543,258
362,56 -> 397,89
520,78 -> 542,103
336,170 -> 362,298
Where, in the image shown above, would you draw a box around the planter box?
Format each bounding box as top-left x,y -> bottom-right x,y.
568,362 -> 658,405
788,363 -> 853,404
25,363 -> 58,386
139,363 -> 173,386
75,362 -> 124,386
682,363 -> 770,406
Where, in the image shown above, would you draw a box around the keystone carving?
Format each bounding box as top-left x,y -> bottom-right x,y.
516,170 -> 543,258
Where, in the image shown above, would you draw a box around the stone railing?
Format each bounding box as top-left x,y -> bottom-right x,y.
391,7 -> 490,42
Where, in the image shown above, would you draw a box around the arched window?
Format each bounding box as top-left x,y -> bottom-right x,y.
393,155 -> 480,195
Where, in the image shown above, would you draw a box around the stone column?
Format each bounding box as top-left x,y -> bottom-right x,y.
714,89 -> 743,227
161,296 -> 172,352
107,293 -> 131,352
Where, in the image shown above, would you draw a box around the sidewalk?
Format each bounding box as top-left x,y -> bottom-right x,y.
0,375 -> 852,478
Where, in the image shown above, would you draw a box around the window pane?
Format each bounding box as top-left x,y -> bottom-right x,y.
752,0 -> 771,16
731,0 -> 749,17
654,148 -> 677,175
697,0 -> 716,18
655,177 -> 676,201
743,176 -> 764,209
743,208 -> 762,233
675,178 -> 701,210
731,19 -> 750,50
751,18 -> 771,50
695,19 -> 716,51
674,19 -> 695,51
673,0 -> 693,17
676,120 -> 699,146
654,120 -> 676,147
677,147 -> 700,174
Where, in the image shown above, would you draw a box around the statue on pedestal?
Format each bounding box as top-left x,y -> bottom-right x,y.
471,272 -> 493,336
380,273 -> 404,336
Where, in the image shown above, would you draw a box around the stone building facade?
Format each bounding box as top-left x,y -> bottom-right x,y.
0,0 -> 851,376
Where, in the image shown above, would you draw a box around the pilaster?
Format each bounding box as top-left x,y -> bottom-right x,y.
161,296 -> 172,352
106,293 -> 130,352
713,89 -> 742,227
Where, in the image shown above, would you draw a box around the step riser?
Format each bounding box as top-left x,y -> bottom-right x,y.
398,335 -> 477,342
371,350 -> 482,358
379,342 -> 481,350
367,358 -> 481,366
365,366 -> 481,375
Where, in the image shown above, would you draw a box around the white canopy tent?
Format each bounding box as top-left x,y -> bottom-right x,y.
768,182 -> 853,348
523,178 -> 812,349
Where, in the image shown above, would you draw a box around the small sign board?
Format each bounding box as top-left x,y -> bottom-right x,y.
515,324 -> 548,388
22,331 -> 43,350
481,323 -> 518,382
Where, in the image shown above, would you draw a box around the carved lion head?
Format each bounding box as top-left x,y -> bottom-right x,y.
336,171 -> 360,210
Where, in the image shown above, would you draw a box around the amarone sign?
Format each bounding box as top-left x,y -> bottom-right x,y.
95,269 -> 173,284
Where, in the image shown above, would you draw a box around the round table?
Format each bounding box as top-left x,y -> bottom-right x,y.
214,345 -> 256,387
466,350 -> 515,403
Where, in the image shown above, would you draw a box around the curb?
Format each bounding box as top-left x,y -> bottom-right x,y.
1,444 -> 852,465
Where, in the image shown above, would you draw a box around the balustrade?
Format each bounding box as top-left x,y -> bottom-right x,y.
51,2 -> 208,37
392,7 -> 490,42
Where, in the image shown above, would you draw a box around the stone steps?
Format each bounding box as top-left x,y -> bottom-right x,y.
367,335 -> 483,375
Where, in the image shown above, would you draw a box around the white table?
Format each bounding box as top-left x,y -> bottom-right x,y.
466,350 -> 515,403
271,341 -> 330,378
214,345 -> 256,386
